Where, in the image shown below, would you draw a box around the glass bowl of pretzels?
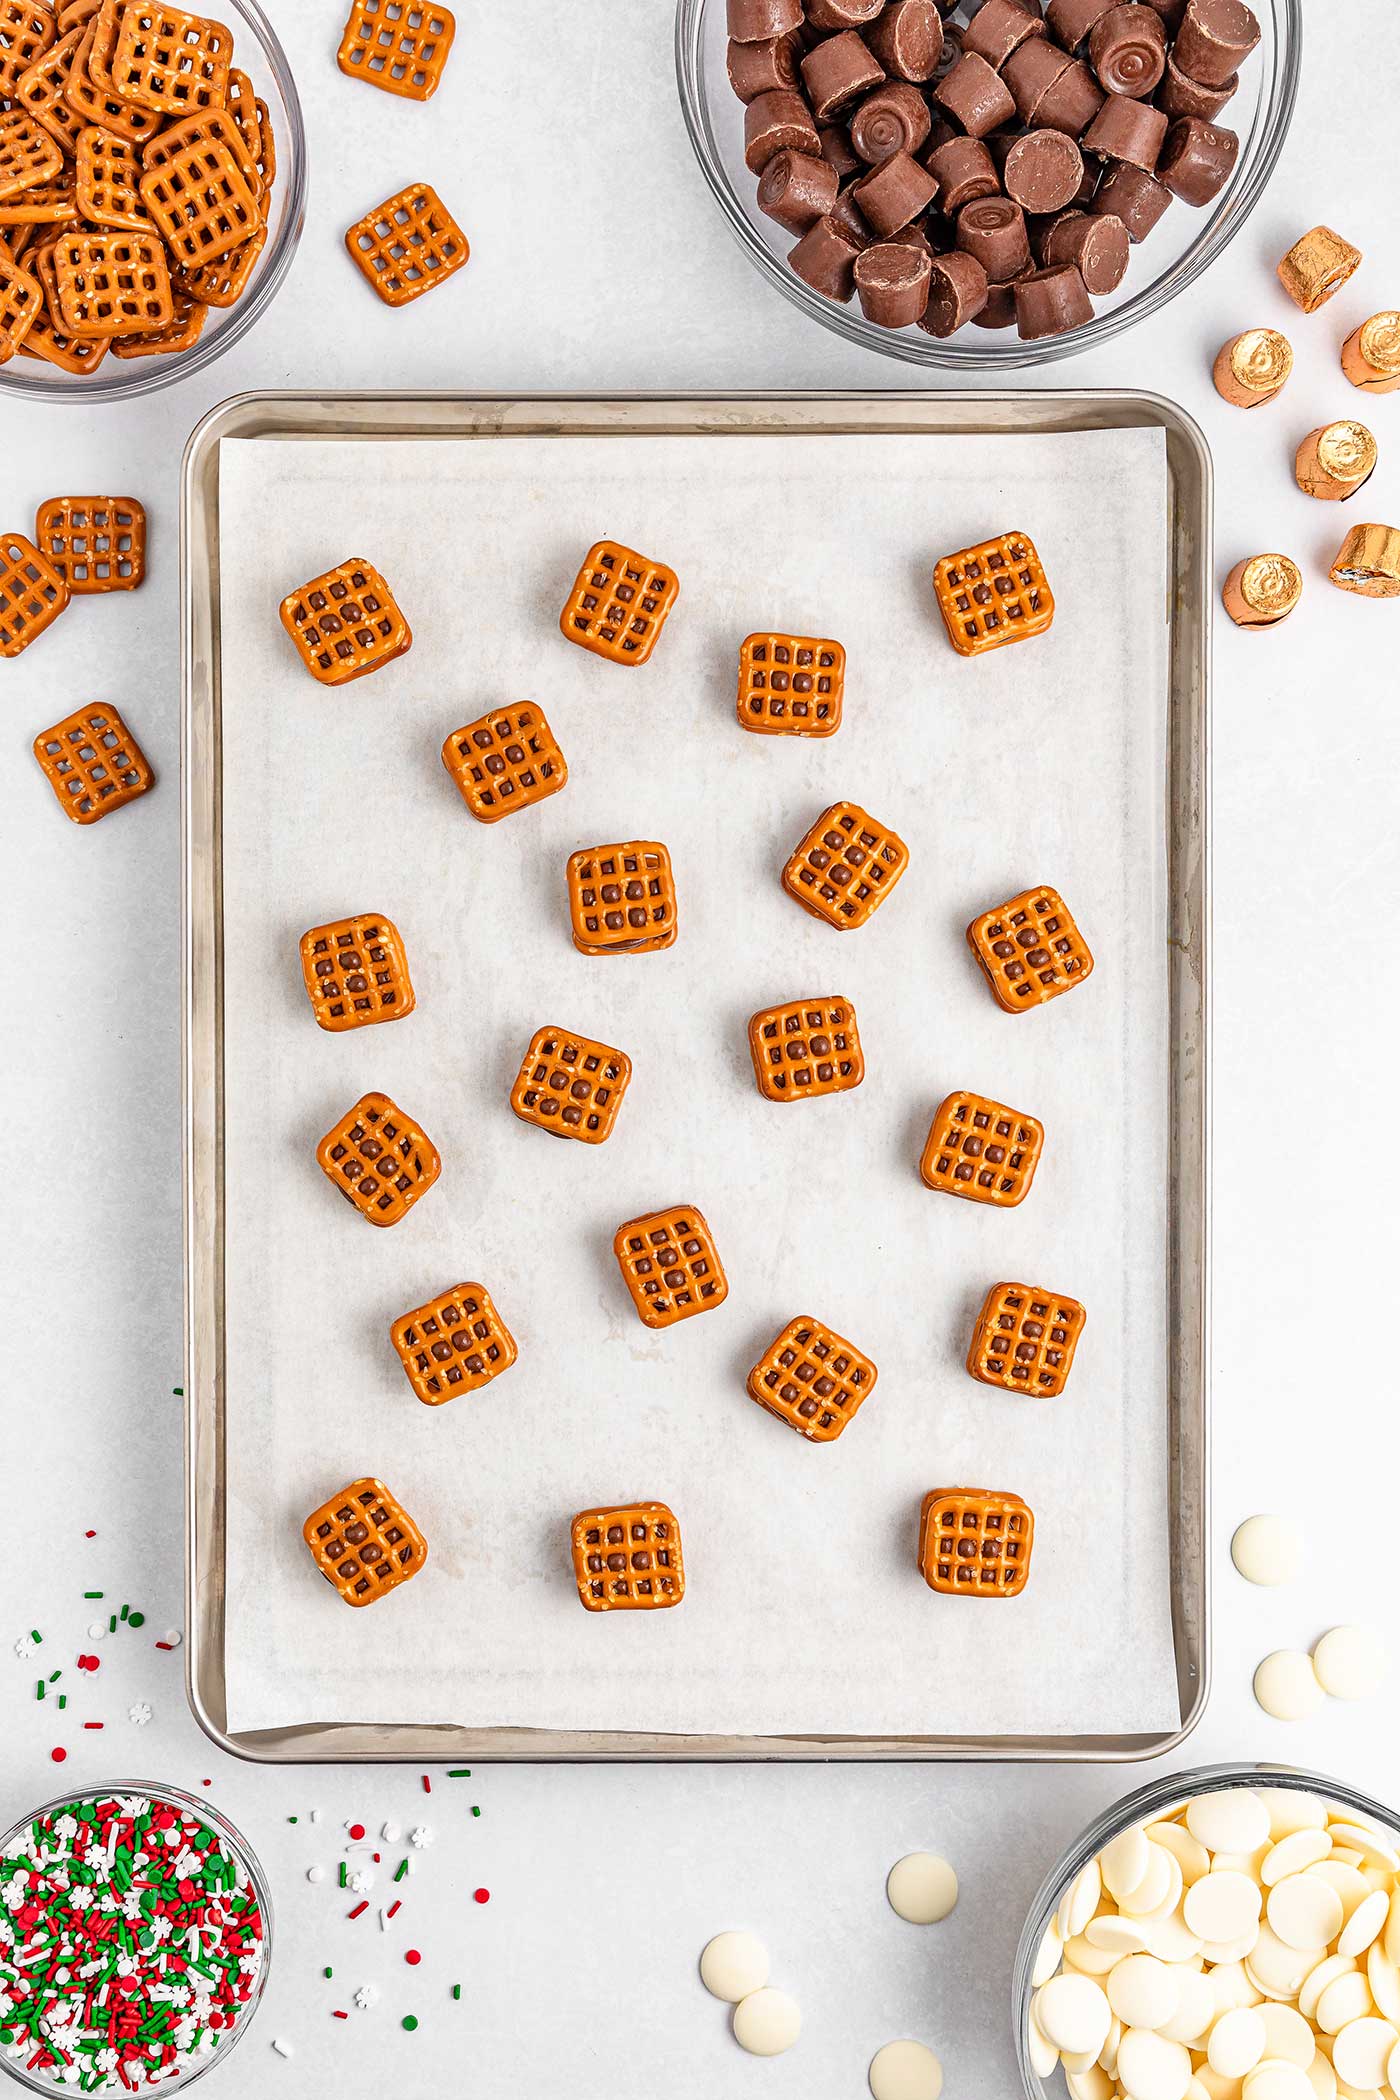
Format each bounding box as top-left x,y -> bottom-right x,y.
0,0 -> 306,402
676,0 -> 1300,367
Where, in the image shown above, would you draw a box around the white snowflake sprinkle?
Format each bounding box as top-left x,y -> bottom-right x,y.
409,1824 -> 432,1849
354,1984 -> 378,2011
12,1636 -> 36,1661
129,1701 -> 153,1727
348,1870 -> 373,1895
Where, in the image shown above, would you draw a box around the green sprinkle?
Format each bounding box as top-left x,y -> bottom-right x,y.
339,1862 -> 347,1888
84,1591 -> 103,1600
452,1984 -> 461,2002
48,1670 -> 61,1683
173,1386 -> 184,1395
57,1695 -> 66,1710
471,1806 -> 481,1818
287,1815 -> 298,1825
129,1611 -> 145,1628
29,1630 -> 41,1644
401,2016 -> 418,2033
120,1605 -> 130,1623
394,1859 -> 408,1883
108,1613 -> 117,1633
324,1967 -> 333,1980
35,1681 -> 44,1700
447,1769 -> 471,1778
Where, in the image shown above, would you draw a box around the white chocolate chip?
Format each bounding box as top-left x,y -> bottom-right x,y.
1144,1910 -> 1206,1965
732,1988 -> 800,2057
1257,1793 -> 1330,1841
1065,1935 -> 1124,1977
1186,1874 -> 1265,1946
1149,1823 -> 1212,1886
1102,1829 -> 1154,1905
1212,1961 -> 1267,2017
1300,1959 -> 1360,2025
1316,1973 -> 1374,2036
1087,1916 -> 1154,1956
1310,1863 -> 1374,1924
1188,1795 -> 1274,1857
1258,2002 -> 1320,2068
1269,1878 -> 1345,1953
1330,2017 -> 1398,2092
1364,1945 -> 1400,2026
1110,1957 -> 1182,2032
1209,2008 -> 1269,2078
1248,1924 -> 1318,2001
1032,1924 -> 1064,1987
1231,1516 -> 1303,1587
1118,2026 -> 1193,2100
1028,2007 -> 1060,2078
1059,1861 -> 1103,1941
1243,2062 -> 1316,2100
887,1854 -> 958,1925
1161,1972 -> 1216,2046
699,1932 -> 769,2003
1263,1834 -> 1334,1886
1306,2049 -> 1338,2100
1253,1653 -> 1325,1723
1387,2037 -> 1400,2096
1121,1848 -> 1178,1919
868,2039 -> 943,2100
1067,2066 -> 1115,2100
1338,1893 -> 1391,1962
1037,1975 -> 1114,2058
1311,1629 -> 1389,1702
1325,1828 -> 1400,1875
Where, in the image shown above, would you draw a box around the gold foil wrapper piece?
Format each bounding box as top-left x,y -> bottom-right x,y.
1276,225 -> 1363,314
1221,555 -> 1302,629
1330,524 -> 1400,599
1212,328 -> 1293,408
1294,420 -> 1378,501
1342,312 -> 1400,395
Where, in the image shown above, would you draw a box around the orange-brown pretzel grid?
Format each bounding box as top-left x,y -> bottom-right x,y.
933,531 -> 1054,657
299,913 -> 415,1033
138,132 -> 261,269
316,1090 -> 440,1228
613,1207 -> 728,1329
918,1489 -> 1035,1598
737,631 -> 845,736
16,240 -> 108,372
782,801 -> 909,931
747,995 -> 864,1102
0,4 -> 55,100
571,1503 -> 685,1612
441,703 -> 568,823
967,1281 -> 1085,1398
13,29 -> 86,159
967,884 -> 1094,1013
33,703 -> 152,822
0,170 -> 75,225
303,1476 -> 427,1607
108,3 -> 234,117
110,287 -> 206,356
174,219 -> 263,307
337,0 -> 455,101
35,496 -> 146,592
344,182 -> 468,307
920,1091 -> 1044,1207
0,245 -> 43,362
63,18 -> 162,144
510,1026 -> 632,1146
0,110 -> 62,199
279,558 -> 412,686
145,106 -> 260,198
75,125 -> 152,230
567,840 -> 677,955
0,530 -> 68,655
390,1282 -> 517,1405
54,230 -> 173,335
747,1316 -> 878,1443
559,541 -> 679,667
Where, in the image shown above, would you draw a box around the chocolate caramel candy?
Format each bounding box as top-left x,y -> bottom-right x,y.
1045,0 -> 1115,47
1158,52 -> 1236,118
1330,524 -> 1400,599
1171,0 -> 1259,88
819,122 -> 863,176
933,50 -> 1017,136
1277,225 -> 1362,314
1222,554 -> 1302,629
918,248 -> 990,334
956,194 -> 1031,282
1212,328 -> 1293,407
806,0 -> 884,26
801,30 -> 886,119
1002,128 -> 1085,213
788,213 -> 865,299
1294,421 -> 1378,503
1034,59 -> 1104,137
1015,261 -> 1093,338
1141,0 -> 1187,25
1081,92 -> 1167,168
963,0 -> 1047,70
865,0 -> 945,81
854,238 -> 934,325
829,180 -> 875,243
932,20 -> 963,81
851,148 -> 939,234
758,147 -> 841,231
850,80 -> 932,161
1041,208 -> 1129,291
745,88 -> 821,170
729,0 -> 803,37
728,31 -> 801,101
888,220 -> 935,261
1343,314 -> 1400,396
1002,37 -> 1074,124
925,134 -> 1000,212
1157,115 -> 1237,203
1092,160 -> 1171,236
1088,4 -> 1165,95
971,269 -> 1030,327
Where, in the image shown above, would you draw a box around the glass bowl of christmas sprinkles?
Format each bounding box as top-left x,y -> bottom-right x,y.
0,1784 -> 271,2093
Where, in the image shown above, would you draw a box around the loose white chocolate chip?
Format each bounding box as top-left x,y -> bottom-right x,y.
1103,1829 -> 1155,1904
1258,2002 -> 1320,2068
1146,1909 -> 1206,1965
1326,1829 -> 1400,1875
1187,1874 -> 1266,1945
1312,1629 -> 1389,1703
1068,2066 -> 1115,2100
1037,1975 -> 1114,2058
1311,1863 -> 1374,1923
1060,1861 -> 1104,1941
1033,1923 -> 1064,1987
1248,1923 -> 1317,2000
1118,2025 -> 1193,2100
1316,1973 -> 1374,2036
1258,1794 -> 1330,1841
1150,1823 -> 1213,1885
1231,1516 -> 1303,1587
868,2039 -> 943,2100
1338,1893 -> 1391,1961
1189,1795 -> 1274,1857
1330,2017 -> 1398,2091
1029,2007 -> 1061,2078
1365,1944 -> 1400,2024
1110,1956 -> 1182,2032
1211,2007 -> 1270,2078
1088,1915 -> 1154,1956
887,1853 -> 959,1926
1300,1959 -> 1359,2025
1243,2061 -> 1316,2100
1264,1834 -> 1335,1886
1066,1935 -> 1126,1977
732,1987 -> 801,2056
1123,1848 -> 1179,1919
1269,1878 -> 1346,1952
700,1931 -> 770,2002
1213,1962 -> 1267,2017
1162,1972 -> 1216,2046
1306,2050 -> 1339,2100
1254,1652 -> 1326,1723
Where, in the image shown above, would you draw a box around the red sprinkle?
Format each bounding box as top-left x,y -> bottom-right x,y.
347,1902 -> 368,1921
421,1775 -> 432,1794
473,1888 -> 490,1905
85,1529 -> 97,1538
201,1779 -> 212,1787
348,1822 -> 366,1840
83,1722 -> 104,1731
77,1655 -> 101,1672
156,1641 -> 175,1652
387,1900 -> 402,1920
332,2009 -> 349,2020
50,1747 -> 67,1763
404,1949 -> 421,1966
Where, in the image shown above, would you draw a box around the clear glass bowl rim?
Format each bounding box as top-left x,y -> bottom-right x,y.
1011,1761 -> 1400,2100
0,1779 -> 274,2093
0,0 -> 306,405
674,0 -> 1303,370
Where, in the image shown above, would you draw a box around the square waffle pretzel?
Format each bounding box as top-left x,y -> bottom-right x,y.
173,218 -> 262,306
966,1281 -> 1086,1398
967,884 -> 1095,1013
14,29 -> 86,157
389,1282 -> 517,1406
63,18 -> 162,144
442,703 -> 568,823
144,105 -> 258,199
108,2 -> 234,117
16,239 -> 108,372
299,913 -> 415,1033
316,1090 -> 440,1228
279,558 -> 412,686
0,172 -> 76,225
0,4 -> 55,100
746,1315 -> 878,1443
920,1091 -> 1044,1207
509,1026 -> 632,1146
737,631 -> 845,737
35,496 -> 146,591
110,285 -> 205,354
344,182 -> 468,308
933,531 -> 1054,656
571,1503 -> 684,1612
747,995 -> 864,1102
0,110 -> 63,199
559,541 -> 679,667
0,247 -> 43,363
138,129 -> 260,267
33,703 -> 152,822
53,229 -> 172,334
567,840 -> 677,955
0,530 -> 68,655
918,1489 -> 1035,1598
782,801 -> 910,932
303,1477 -> 427,1608
613,1207 -> 728,1328
75,125 -> 152,229
337,0 -> 455,101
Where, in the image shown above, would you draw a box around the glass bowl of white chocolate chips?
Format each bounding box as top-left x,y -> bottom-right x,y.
1015,1767 -> 1400,2100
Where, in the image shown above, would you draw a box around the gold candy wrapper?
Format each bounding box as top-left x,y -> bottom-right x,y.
1221,555 -> 1302,629
1294,420 -> 1377,502
1276,225 -> 1363,314
1330,524 -> 1400,599
1342,312 -> 1400,395
1212,329 -> 1293,408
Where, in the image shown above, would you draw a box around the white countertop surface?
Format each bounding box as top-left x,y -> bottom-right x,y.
4,4 -> 1400,2094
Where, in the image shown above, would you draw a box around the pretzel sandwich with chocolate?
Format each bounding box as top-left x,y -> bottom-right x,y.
442,703 -> 567,822
747,1315 -> 878,1442
567,840 -> 677,955
303,1477 -> 428,1607
571,1503 -> 684,1611
737,630 -> 845,734
967,1281 -> 1086,1397
748,995 -> 864,1100
280,557 -> 412,686
560,540 -> 679,667
921,1091 -> 1044,1206
918,1488 -> 1035,1597
933,532 -> 1054,655
511,1026 -> 633,1145
782,800 -> 909,930
390,1283 -> 517,1405
316,1090 -> 440,1227
614,1207 -> 728,1328
967,884 -> 1095,1011
299,914 -> 415,1032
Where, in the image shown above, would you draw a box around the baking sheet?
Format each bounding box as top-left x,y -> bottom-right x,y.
215,424 -> 1180,1740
